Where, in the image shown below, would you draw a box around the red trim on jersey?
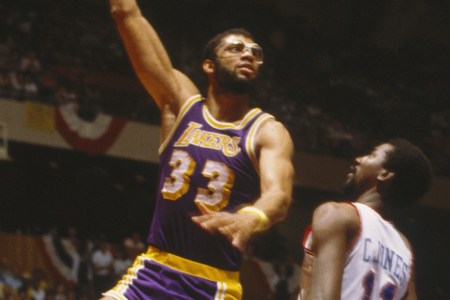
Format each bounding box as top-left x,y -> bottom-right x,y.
302,225 -> 314,255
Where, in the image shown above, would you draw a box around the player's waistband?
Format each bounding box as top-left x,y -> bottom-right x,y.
143,246 -> 240,283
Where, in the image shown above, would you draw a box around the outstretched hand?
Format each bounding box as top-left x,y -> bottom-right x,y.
191,202 -> 261,253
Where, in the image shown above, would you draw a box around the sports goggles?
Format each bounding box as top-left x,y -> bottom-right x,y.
218,39 -> 264,64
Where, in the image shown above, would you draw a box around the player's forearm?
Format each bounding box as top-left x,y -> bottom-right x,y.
253,121 -> 294,228
252,188 -> 292,228
110,0 -> 171,71
109,0 -> 178,109
257,161 -> 294,226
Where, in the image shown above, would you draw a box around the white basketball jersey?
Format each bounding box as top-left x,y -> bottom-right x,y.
303,202 -> 413,300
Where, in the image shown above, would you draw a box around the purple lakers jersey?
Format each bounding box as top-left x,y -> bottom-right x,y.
147,95 -> 274,271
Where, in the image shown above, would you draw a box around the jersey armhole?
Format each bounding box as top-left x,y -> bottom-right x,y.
245,114 -> 275,174
158,94 -> 203,154
302,225 -> 314,255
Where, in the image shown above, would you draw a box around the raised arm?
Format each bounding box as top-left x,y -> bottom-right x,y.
302,202 -> 359,300
109,0 -> 198,114
192,120 -> 294,252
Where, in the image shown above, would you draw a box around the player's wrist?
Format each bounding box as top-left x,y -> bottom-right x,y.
237,206 -> 270,231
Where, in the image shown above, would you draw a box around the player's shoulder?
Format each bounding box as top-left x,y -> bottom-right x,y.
314,201 -> 356,215
312,202 -> 360,231
255,118 -> 293,145
258,118 -> 288,132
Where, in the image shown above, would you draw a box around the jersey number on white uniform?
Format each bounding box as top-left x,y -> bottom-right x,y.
362,270 -> 397,300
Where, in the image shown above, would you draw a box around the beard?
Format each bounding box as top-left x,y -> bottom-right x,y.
214,60 -> 256,94
342,168 -> 358,197
342,176 -> 355,195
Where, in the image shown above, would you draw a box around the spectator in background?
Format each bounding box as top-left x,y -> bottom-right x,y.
8,70 -> 25,100
25,268 -> 49,300
91,240 -> 114,298
53,83 -> 78,106
112,247 -> 132,280
76,238 -> 94,299
22,72 -> 39,100
0,258 -> 24,292
271,262 -> 290,300
269,254 -> 300,300
66,226 -> 80,252
240,243 -> 275,299
122,232 -> 145,261
54,282 -> 68,300
19,51 -> 41,77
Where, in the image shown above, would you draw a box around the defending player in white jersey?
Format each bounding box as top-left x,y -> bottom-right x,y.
299,138 -> 432,300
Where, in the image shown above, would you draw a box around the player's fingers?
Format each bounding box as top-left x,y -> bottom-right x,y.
191,214 -> 211,223
232,234 -> 246,253
218,224 -> 234,237
193,216 -> 227,234
195,201 -> 214,215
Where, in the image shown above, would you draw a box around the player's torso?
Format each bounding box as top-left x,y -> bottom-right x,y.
148,95 -> 273,270
342,203 -> 413,300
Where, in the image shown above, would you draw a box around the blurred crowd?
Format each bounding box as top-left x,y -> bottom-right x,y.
0,227 -> 139,300
1,0 -> 449,174
0,226 -> 301,300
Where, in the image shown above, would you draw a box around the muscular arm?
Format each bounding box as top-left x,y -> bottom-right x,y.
252,120 -> 294,224
192,120 -> 294,252
109,0 -> 198,114
302,202 -> 359,300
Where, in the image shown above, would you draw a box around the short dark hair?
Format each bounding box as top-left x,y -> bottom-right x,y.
383,138 -> 433,207
201,28 -> 255,62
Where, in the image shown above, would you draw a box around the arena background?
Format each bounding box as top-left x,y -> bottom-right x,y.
0,0 -> 449,299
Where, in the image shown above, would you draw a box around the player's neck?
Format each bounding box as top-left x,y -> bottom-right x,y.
206,89 -> 251,123
356,188 -> 383,211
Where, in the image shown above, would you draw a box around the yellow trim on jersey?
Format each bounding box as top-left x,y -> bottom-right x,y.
203,105 -> 262,130
245,113 -> 275,174
158,94 -> 203,154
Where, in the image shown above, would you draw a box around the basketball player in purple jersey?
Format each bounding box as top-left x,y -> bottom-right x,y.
298,139 -> 432,300
103,0 -> 294,299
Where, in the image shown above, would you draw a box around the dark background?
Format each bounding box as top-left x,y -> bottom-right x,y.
1,0 -> 449,299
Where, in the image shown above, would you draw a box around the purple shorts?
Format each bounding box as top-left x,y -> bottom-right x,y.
103,246 -> 242,300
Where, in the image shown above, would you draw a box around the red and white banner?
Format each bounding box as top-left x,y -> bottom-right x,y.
0,232 -> 80,286
55,103 -> 126,154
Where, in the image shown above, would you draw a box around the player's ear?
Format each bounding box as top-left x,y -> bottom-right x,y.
378,169 -> 394,183
202,59 -> 214,74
